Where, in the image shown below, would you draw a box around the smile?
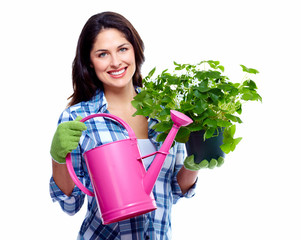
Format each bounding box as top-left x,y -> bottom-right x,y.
108,67 -> 127,77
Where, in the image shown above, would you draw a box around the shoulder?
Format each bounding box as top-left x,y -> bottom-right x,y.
57,89 -> 107,124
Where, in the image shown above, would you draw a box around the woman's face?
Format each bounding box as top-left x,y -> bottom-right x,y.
90,28 -> 136,90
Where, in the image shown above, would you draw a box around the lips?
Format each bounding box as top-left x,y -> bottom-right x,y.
108,67 -> 127,78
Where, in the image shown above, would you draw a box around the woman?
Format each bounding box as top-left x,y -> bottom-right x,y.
50,11 -> 198,240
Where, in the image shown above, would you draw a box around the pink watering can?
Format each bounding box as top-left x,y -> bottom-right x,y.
66,110 -> 192,225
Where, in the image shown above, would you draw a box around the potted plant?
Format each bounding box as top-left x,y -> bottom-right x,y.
132,60 -> 262,170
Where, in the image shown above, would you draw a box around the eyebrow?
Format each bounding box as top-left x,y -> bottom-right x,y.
95,43 -> 131,53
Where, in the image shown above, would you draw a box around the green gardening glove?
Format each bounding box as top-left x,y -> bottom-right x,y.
50,116 -> 87,164
184,155 -> 225,171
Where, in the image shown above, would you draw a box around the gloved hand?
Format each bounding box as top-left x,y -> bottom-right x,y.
184,155 -> 224,171
50,116 -> 87,164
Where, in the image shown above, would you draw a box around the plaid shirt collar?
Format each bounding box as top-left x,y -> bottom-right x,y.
85,88 -> 160,145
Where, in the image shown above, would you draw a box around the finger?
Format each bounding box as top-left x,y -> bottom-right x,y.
66,121 -> 87,131
199,160 -> 209,169
184,155 -> 201,171
75,116 -> 83,121
66,128 -> 85,137
208,159 -> 218,169
64,137 -> 82,152
67,142 -> 81,152
217,156 -> 224,167
60,135 -> 80,147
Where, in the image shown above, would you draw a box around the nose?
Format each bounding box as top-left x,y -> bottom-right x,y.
110,53 -> 121,68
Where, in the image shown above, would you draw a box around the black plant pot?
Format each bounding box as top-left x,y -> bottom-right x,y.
185,129 -> 225,164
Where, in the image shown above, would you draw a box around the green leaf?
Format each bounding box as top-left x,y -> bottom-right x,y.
207,71 -> 222,79
220,143 -> 232,154
217,65 -> 225,72
231,137 -> 242,151
143,98 -> 153,107
161,95 -> 173,103
258,94 -> 263,102
159,108 -> 171,117
206,108 -> 216,117
235,102 -> 242,114
225,114 -> 242,123
175,127 -> 191,143
192,88 -> 207,99
156,132 -> 168,142
216,119 -> 232,127
193,89 -> 203,98
220,125 -> 242,154
204,127 -> 216,139
243,79 -> 257,89
142,107 -> 153,116
152,121 -> 173,132
132,108 -> 147,117
208,91 -> 220,104
242,92 -> 255,101
174,63 -> 186,70
181,102 -> 195,111
195,71 -> 221,80
131,100 -> 141,109
207,60 -> 220,69
133,90 -> 147,101
240,65 -> 259,74
196,80 -> 210,93
229,125 -> 236,137
166,74 -> 180,85
223,125 -> 235,139
148,67 -> 156,78
203,119 -> 217,128
195,99 -> 208,114
173,61 -> 180,67
187,122 -> 204,132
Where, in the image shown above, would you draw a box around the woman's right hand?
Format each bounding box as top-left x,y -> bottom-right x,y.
50,116 -> 87,164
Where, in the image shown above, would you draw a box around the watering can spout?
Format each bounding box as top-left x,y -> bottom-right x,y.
143,110 -> 193,195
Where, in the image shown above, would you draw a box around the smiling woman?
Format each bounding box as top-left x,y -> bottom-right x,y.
49,11 -> 198,240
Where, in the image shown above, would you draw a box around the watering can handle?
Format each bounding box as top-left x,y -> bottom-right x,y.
80,113 -> 136,139
66,153 -> 95,196
65,113 -> 137,196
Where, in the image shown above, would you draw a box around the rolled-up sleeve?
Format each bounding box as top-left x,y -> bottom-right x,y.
49,109 -> 86,215
49,176 -> 85,216
171,142 -> 197,204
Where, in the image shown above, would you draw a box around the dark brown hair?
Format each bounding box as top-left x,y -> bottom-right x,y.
68,12 -> 145,106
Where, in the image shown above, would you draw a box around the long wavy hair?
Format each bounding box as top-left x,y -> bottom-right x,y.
68,12 -> 145,106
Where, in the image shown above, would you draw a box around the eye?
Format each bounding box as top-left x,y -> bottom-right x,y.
119,47 -> 127,52
98,52 -> 107,58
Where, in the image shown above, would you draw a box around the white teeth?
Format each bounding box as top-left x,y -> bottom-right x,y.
110,68 -> 125,75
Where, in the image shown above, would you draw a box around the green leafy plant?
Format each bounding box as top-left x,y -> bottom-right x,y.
132,60 -> 262,155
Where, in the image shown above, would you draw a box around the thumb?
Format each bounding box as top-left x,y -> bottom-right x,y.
75,116 -> 83,121
67,116 -> 87,131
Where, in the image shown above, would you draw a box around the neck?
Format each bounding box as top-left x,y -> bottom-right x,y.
104,85 -> 137,111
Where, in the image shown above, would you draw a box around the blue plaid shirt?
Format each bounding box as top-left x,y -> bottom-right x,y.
49,89 -> 196,240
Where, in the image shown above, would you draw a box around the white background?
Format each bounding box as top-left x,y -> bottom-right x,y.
1,0 -> 300,239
